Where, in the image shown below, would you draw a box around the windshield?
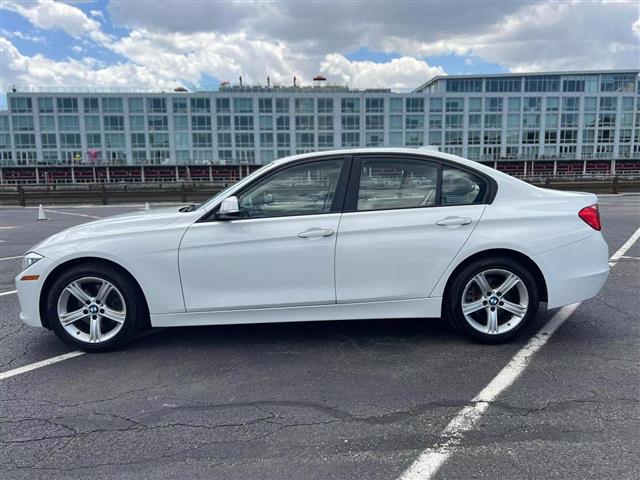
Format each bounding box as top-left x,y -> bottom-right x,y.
198,162 -> 276,211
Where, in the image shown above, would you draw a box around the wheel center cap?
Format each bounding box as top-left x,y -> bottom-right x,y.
89,304 -> 99,314
488,296 -> 499,306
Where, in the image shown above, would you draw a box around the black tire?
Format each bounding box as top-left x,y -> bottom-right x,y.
444,256 -> 540,344
45,262 -> 147,352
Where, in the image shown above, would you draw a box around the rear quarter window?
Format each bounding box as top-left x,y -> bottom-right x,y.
441,167 -> 487,205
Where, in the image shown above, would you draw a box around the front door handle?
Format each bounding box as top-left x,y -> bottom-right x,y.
298,228 -> 334,239
436,216 -> 473,227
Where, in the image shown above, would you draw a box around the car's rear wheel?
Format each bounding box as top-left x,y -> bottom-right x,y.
46,263 -> 145,352
445,257 -> 540,343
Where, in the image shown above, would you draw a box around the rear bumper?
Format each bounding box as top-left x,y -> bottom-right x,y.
534,232 -> 609,309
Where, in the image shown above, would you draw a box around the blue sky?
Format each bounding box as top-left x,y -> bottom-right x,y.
0,0 -> 638,108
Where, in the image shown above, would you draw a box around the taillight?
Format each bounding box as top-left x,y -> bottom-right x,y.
578,204 -> 601,231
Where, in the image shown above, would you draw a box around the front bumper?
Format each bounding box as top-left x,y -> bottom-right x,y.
534,232 -> 609,309
15,257 -> 54,328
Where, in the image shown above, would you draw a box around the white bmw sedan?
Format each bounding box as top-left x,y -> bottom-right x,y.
16,148 -> 609,351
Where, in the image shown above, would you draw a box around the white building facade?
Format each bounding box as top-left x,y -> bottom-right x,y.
0,70 -> 638,167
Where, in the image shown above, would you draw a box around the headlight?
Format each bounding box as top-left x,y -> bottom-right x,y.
22,252 -> 44,271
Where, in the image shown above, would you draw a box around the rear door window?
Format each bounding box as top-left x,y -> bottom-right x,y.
357,157 -> 439,211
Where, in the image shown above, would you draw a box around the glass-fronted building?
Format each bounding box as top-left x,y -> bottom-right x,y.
0,69 -> 637,167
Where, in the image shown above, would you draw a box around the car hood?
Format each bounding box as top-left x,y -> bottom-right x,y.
31,207 -> 195,253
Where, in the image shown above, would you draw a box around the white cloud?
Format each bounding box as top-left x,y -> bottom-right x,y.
1,29 -> 47,44
1,0 -> 110,44
319,54 -> 444,89
89,9 -> 104,20
0,37 -> 175,93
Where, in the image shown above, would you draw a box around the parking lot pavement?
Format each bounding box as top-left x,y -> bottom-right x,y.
1,197 -> 638,480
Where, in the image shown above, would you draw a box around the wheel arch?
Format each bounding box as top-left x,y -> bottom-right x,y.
441,248 -> 548,315
39,256 -> 150,330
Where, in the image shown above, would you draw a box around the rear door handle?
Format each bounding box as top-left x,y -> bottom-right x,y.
298,228 -> 334,239
436,216 -> 473,227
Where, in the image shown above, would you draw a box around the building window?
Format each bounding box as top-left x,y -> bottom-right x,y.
365,132 -> 384,147
277,132 -> 290,147
173,98 -> 188,113
102,98 -> 123,113
234,98 -> 253,113
217,115 -> 231,130
39,115 -> 55,131
545,113 -> 558,128
445,97 -> 464,112
38,97 -> 54,113
235,133 -> 255,148
191,115 -> 211,131
484,114 -> 502,129
389,132 -> 403,146
234,115 -> 254,131
523,113 -> 540,128
131,133 -> 146,148
318,115 -> 333,130
342,98 -> 360,113
560,113 -> 578,128
523,97 -> 541,112
148,115 -> 168,131
507,97 -> 521,112
524,75 -> 560,92
389,97 -> 403,113
192,133 -> 212,148
13,116 -> 34,131
259,115 -> 273,130
522,131 -> 539,144
147,98 -> 167,113
341,132 -> 360,147
318,98 -> 333,114
485,97 -> 503,112
259,98 -> 273,113
14,133 -> 36,149
406,98 -> 424,113
296,132 -> 314,148
276,98 -> 289,113
260,132 -> 273,147
105,133 -> 126,149
445,114 -> 463,129
429,115 -> 443,129
129,98 -> 144,113
366,115 -> 384,130
293,115 -> 313,131
218,132 -> 232,148
544,97 -> 559,112
57,98 -> 78,113
172,115 -> 187,131
445,131 -> 463,145
446,79 -> 482,92
341,115 -> 360,130
41,133 -> 57,149
85,115 -> 101,131
389,115 -> 402,130
406,131 -> 424,146
406,115 -> 424,130
146,132 -> 166,150
11,97 -> 33,113
468,131 -> 481,145
86,133 -> 101,148
295,98 -> 314,113
599,97 -> 616,112
60,133 -> 81,148
429,98 -> 442,113
103,115 -> 124,131
318,133 -> 334,148
485,77 -> 521,92
561,97 -> 580,112
216,98 -> 230,113
58,116 -> 79,131
365,98 -> 384,113
190,98 -> 211,113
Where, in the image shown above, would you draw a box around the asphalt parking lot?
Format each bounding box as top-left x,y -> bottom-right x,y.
1,196 -> 638,480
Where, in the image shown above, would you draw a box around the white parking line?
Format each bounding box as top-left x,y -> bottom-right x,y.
43,209 -> 103,219
0,351 -> 85,381
0,255 -> 23,261
398,226 -> 640,480
0,290 -> 17,296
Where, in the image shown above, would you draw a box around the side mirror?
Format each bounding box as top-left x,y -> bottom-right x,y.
216,196 -> 241,220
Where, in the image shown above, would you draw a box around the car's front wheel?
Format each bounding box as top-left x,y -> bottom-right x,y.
45,263 -> 146,352
445,257 -> 540,343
